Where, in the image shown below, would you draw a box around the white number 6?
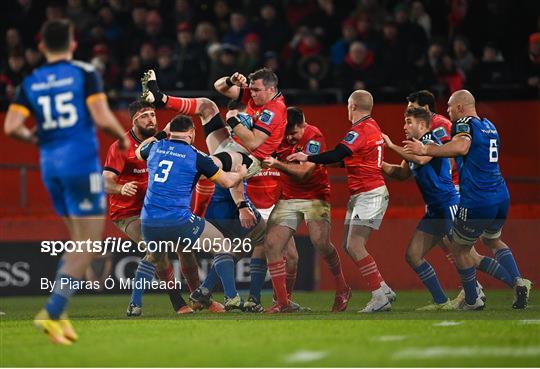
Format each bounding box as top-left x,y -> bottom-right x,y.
489,139 -> 498,163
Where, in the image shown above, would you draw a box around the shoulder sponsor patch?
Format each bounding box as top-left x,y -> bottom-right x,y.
258,109 -> 275,125
432,127 -> 448,140
455,122 -> 471,134
306,140 -> 321,154
343,131 -> 359,145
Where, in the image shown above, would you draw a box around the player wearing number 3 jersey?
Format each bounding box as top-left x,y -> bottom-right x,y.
287,90 -> 396,313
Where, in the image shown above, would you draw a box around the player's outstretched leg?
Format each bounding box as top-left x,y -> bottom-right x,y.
481,237 -> 532,309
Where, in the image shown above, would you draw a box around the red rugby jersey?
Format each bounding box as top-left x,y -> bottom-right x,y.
103,130 -> 148,220
340,115 -> 386,195
276,124 -> 331,202
246,168 -> 281,209
430,113 -> 459,185
235,87 -> 287,160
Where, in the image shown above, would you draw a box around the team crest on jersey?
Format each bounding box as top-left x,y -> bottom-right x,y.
432,127 -> 448,140
295,145 -> 304,153
455,122 -> 471,134
258,109 -> 274,125
306,140 -> 321,154
343,131 -> 359,144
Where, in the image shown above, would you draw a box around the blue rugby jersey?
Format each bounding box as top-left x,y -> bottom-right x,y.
451,116 -> 509,207
11,60 -> 104,176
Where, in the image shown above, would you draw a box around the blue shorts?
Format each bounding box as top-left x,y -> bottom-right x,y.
42,172 -> 105,217
205,200 -> 261,239
417,202 -> 459,237
452,198 -> 510,245
141,214 -> 205,248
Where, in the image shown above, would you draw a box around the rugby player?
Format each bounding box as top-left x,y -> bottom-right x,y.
263,107 -> 351,313
4,20 -> 127,344
288,90 -> 396,313
103,100 -> 209,315
404,89 -> 532,309
129,115 -> 248,312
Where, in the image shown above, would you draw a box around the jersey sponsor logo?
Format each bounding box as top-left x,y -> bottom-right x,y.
306,140 -> 321,154
133,168 -> 148,173
455,122 -> 471,134
258,109 -> 275,125
343,131 -> 359,144
432,127 -> 448,140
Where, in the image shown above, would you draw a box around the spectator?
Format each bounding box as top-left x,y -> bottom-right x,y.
144,10 -> 166,47
212,0 -> 231,37
173,0 -> 195,26
124,55 -> 142,80
262,51 -> 288,87
410,0 -> 431,38
208,44 -> 240,89
125,6 -> 148,55
525,32 -> 540,95
254,3 -> 290,53
330,18 -> 358,66
468,42 -> 512,89
335,41 -> 377,94
355,12 -> 379,50
437,54 -> 464,93
297,55 -> 330,91
139,42 -> 158,72
24,47 -> 43,70
299,0 -> 341,48
173,22 -> 209,90
394,3 -> 428,66
116,73 -> 142,109
240,33 -> 262,74
195,22 -> 219,51
156,46 -> 177,91
98,6 -> 123,46
4,28 -> 24,55
90,43 -> 121,93
222,12 -> 250,48
452,35 -> 476,75
65,0 -> 93,35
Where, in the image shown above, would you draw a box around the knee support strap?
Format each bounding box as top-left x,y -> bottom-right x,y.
203,114 -> 226,138
214,152 -> 233,171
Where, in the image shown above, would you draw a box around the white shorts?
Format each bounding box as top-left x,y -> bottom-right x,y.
269,199 -> 331,231
257,205 -> 275,221
214,138 -> 261,179
345,185 -> 389,230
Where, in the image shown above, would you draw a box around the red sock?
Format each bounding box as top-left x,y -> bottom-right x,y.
192,179 -> 215,217
268,260 -> 288,306
180,256 -> 200,293
440,245 -> 456,264
156,264 -> 175,285
285,262 -> 297,300
354,254 -> 384,291
323,246 -> 348,291
166,96 -> 197,115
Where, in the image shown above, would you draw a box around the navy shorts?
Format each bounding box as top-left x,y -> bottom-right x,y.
42,172 -> 105,217
452,198 -> 510,245
417,202 -> 459,237
205,200 -> 261,239
142,214 -> 205,249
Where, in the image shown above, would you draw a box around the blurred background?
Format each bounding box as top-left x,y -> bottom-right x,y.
1,0 -> 539,296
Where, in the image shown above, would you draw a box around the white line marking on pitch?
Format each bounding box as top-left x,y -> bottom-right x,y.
432,321 -> 463,326
285,350 -> 328,363
520,319 -> 540,324
394,346 -> 540,359
374,335 -> 407,342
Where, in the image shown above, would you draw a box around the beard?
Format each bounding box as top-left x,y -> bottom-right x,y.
137,125 -> 157,138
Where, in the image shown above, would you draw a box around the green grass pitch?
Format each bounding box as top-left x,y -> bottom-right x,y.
1,291 -> 539,367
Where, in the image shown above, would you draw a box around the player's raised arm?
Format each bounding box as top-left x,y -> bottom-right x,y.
383,133 -> 432,165
214,72 -> 247,100
381,160 -> 411,180
403,135 -> 471,157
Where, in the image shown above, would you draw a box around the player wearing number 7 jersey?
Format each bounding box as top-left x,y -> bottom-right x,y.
403,89 -> 532,310
3,20 -> 127,345
287,90 -> 395,313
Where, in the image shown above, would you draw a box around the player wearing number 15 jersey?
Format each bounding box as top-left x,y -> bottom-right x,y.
4,20 -> 127,345
287,90 -> 395,313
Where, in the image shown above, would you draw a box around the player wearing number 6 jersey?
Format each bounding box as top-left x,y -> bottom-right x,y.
4,20 -> 127,345
288,90 -> 395,313
404,90 -> 532,310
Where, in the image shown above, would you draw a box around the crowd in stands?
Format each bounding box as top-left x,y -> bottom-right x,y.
1,0 -> 539,108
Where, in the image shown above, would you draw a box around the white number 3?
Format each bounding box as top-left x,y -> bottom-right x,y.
154,160 -> 173,183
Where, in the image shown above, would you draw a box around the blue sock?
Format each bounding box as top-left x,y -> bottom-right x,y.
495,248 -> 521,284
478,256 -> 513,288
45,273 -> 78,319
413,261 -> 447,304
130,260 -> 156,307
201,265 -> 219,292
213,253 -> 237,298
458,267 -> 478,305
249,258 -> 267,302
